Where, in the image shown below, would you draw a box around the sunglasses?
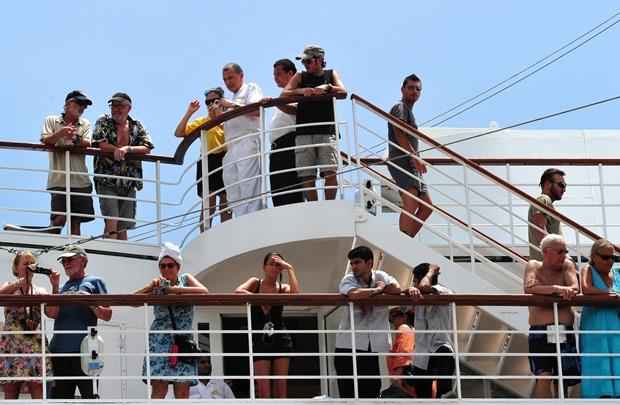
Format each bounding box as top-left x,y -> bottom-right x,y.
158,262 -> 177,270
301,58 -> 315,66
205,98 -> 221,106
597,253 -> 616,261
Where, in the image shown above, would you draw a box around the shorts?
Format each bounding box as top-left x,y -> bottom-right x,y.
387,154 -> 428,194
196,151 -> 226,198
50,185 -> 95,223
295,134 -> 338,178
95,184 -> 137,231
528,324 -> 581,386
252,330 -> 293,361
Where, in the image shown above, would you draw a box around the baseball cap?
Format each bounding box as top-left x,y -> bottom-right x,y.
57,244 -> 87,261
296,45 -> 325,61
65,90 -> 93,106
107,92 -> 132,105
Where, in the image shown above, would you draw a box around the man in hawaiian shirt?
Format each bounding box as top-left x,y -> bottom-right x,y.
92,92 -> 154,240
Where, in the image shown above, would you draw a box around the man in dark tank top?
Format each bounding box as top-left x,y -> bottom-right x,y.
282,45 -> 346,201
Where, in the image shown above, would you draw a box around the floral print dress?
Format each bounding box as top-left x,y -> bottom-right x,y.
142,274 -> 196,382
0,285 -> 52,383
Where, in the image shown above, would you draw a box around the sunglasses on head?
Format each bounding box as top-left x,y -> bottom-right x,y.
158,262 -> 177,270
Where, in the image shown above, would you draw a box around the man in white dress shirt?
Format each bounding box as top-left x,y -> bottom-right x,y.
220,63 -> 264,216
334,246 -> 403,398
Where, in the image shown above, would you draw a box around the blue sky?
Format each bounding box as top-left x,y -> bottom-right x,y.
1,1 -> 619,241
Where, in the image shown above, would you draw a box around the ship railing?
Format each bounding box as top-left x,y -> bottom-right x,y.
0,293 -> 618,402
350,94 -> 620,268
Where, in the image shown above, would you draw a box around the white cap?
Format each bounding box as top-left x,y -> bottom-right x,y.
158,242 -> 183,268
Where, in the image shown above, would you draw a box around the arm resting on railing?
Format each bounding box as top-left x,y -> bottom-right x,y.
523,259 -> 579,298
581,264 -> 616,295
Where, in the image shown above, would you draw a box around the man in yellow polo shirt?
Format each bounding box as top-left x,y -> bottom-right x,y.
175,87 -> 231,229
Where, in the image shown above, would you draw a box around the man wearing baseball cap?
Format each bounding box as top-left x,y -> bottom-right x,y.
40,90 -> 96,236
92,92 -> 154,240
282,45 -> 346,201
46,244 -> 112,399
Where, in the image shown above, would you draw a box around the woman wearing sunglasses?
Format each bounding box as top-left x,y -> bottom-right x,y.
580,238 -> 620,398
235,252 -> 300,398
135,242 -> 208,399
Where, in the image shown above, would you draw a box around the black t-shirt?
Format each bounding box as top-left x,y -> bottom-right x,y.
296,69 -> 336,135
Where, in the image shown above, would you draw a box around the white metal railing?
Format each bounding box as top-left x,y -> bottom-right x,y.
0,297 -> 618,401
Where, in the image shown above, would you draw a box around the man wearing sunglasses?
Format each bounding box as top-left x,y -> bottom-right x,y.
46,244 -> 112,399
523,234 -> 579,398
175,87 -> 231,229
282,45 -> 346,201
528,168 -> 567,261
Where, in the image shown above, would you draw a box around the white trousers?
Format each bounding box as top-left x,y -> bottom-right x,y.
222,137 -> 263,217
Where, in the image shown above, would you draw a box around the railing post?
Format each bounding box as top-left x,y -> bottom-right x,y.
41,303 -> 47,401
259,105 -> 268,209
155,161 -> 162,245
351,100 -> 364,209
64,150 -> 72,239
451,302 -> 462,399
332,97 -> 344,199
598,163 -> 608,238
506,163 -> 516,247
348,302 -> 359,399
246,303 -> 256,399
462,167 -> 476,273
144,303 -> 152,403
552,302 -> 565,399
201,146 -> 210,231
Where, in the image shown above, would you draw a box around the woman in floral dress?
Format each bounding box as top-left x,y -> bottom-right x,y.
0,251 -> 57,399
134,242 -> 208,399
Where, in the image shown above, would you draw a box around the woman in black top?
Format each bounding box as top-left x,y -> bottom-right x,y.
235,252 -> 300,398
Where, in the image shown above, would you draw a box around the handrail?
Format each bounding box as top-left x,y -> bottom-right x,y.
342,151 -> 527,263
172,92 -> 347,163
0,293 -> 618,306
0,94 -> 347,167
0,141 -> 178,165
358,156 -> 620,166
351,93 -> 620,253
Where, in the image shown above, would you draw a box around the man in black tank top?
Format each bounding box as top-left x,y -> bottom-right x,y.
282,45 -> 346,201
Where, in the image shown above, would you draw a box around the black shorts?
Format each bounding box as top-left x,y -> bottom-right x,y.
252,331 -> 293,361
196,152 -> 225,198
49,185 -> 95,223
528,324 -> 580,386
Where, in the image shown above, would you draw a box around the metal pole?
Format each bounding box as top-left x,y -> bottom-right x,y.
41,303 -> 47,401
462,168 -> 476,274
144,303 -> 152,403
64,150 -> 72,239
246,303 -> 256,399
259,105 -> 268,209
451,302 -> 463,399
552,302 -> 565,399
332,97 -> 344,199
155,161 -> 162,245
201,135 -> 210,231
351,100 -> 364,209
348,302 -> 359,399
598,163 -> 608,238
506,164 -> 516,246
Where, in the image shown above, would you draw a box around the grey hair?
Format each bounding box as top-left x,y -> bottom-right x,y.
540,234 -> 565,251
222,63 -> 243,74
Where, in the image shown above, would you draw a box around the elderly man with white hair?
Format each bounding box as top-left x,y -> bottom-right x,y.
134,242 -> 209,399
523,234 -> 580,398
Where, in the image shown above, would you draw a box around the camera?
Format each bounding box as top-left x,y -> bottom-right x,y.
160,279 -> 171,289
27,264 -> 52,276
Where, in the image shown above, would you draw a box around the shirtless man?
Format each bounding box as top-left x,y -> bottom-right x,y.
523,234 -> 579,398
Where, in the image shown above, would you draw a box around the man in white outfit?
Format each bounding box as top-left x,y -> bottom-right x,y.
220,63 -> 264,217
